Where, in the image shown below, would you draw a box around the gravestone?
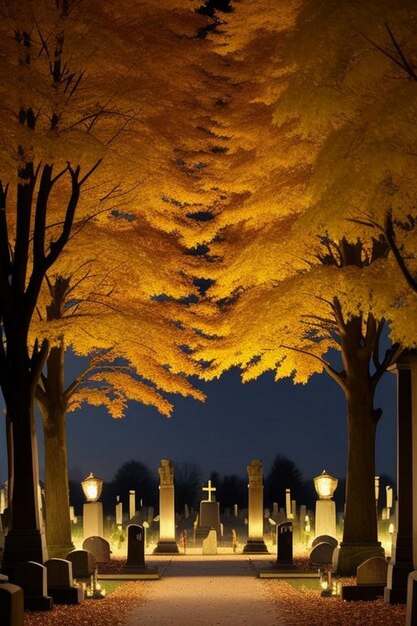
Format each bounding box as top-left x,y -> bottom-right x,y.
243,460 -> 268,553
122,524 -> 158,575
14,562 -> 52,610
82,536 -> 111,562
276,522 -> 295,568
357,557 -> 388,585
202,530 -> 218,555
154,459 -> 179,554
197,480 -> 221,540
129,490 -> 136,520
66,549 -> 96,578
310,541 -> 335,566
311,535 -> 338,550
342,557 -> 388,601
45,558 -> 83,604
0,583 -> 24,626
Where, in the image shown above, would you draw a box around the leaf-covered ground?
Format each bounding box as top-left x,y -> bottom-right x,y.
23,556 -> 408,626
265,579 -> 407,626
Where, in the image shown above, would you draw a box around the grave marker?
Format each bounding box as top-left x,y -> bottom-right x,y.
276,521 -> 295,567
0,583 -> 24,626
154,459 -> 178,554
122,524 -> 158,576
82,536 -> 111,562
45,558 -> 83,604
243,460 -> 268,553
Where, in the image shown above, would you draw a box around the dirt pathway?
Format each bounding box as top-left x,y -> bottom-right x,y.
124,554 -> 288,626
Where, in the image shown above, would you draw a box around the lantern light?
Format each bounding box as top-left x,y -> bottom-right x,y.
314,470 -> 338,500
81,472 -> 103,502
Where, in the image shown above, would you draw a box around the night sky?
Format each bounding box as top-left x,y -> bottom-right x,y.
0,353 -> 397,488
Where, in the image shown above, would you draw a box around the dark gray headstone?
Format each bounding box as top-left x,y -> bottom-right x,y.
45,558 -> 73,588
311,535 -> 337,550
199,501 -> 221,532
14,562 -> 52,611
82,536 -> 111,562
276,521 -> 293,565
66,549 -> 96,578
310,541 -> 335,565
45,558 -> 83,605
125,524 -> 145,568
0,583 -> 24,626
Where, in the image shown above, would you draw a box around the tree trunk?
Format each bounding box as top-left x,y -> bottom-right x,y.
38,342 -> 74,557
344,383 -> 378,543
333,356 -> 384,574
1,378 -> 47,574
43,406 -> 74,557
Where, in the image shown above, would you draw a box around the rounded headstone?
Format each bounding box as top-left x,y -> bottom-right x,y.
82,536 -> 111,562
356,557 -> 388,585
311,535 -> 338,550
309,541 -> 335,565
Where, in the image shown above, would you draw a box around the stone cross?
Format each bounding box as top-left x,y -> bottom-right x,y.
202,480 -> 216,502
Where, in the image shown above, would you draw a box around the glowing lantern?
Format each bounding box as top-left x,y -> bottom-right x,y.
314,470 -> 338,501
81,472 -> 103,502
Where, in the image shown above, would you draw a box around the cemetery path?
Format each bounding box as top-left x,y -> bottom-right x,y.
124,554 -> 288,626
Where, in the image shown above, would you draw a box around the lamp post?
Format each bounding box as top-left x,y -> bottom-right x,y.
314,470 -> 338,539
81,473 -> 104,540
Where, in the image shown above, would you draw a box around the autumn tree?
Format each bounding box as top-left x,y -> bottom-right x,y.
185,0 -> 412,575
0,0 -> 209,573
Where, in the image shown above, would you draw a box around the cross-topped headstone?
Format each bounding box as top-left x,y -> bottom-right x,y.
202,480 -> 216,502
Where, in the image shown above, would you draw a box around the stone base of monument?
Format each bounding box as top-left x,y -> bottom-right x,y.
243,540 -> 269,554
195,526 -> 221,540
342,584 -> 385,601
332,542 -> 385,576
153,541 -> 179,554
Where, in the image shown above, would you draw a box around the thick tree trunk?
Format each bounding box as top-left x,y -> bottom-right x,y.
344,384 -> 378,543
333,354 -> 384,574
1,379 -> 47,574
43,407 -> 74,557
38,343 -> 74,557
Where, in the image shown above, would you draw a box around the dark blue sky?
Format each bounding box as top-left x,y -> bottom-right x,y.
0,357 -> 397,489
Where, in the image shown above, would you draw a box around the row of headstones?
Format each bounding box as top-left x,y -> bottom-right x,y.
277,523 -> 389,594
0,524 -> 151,626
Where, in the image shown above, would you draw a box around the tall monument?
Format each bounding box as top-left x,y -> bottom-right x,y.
243,459 -> 268,553
154,459 -> 179,554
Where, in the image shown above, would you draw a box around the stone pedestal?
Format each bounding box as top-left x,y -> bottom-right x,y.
385,355 -> 415,604
315,500 -> 336,539
154,459 -> 179,554
83,502 -> 103,540
243,460 -> 268,554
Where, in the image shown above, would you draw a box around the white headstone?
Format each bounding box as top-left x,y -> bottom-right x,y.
129,490 -> 136,520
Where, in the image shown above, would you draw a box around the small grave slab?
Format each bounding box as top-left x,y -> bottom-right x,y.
0,583 -> 24,626
14,562 -> 52,611
311,535 -> 338,550
202,530 -> 218,555
309,541 -> 335,566
45,558 -> 83,605
342,557 -> 388,601
66,549 -> 96,578
82,536 -> 111,562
